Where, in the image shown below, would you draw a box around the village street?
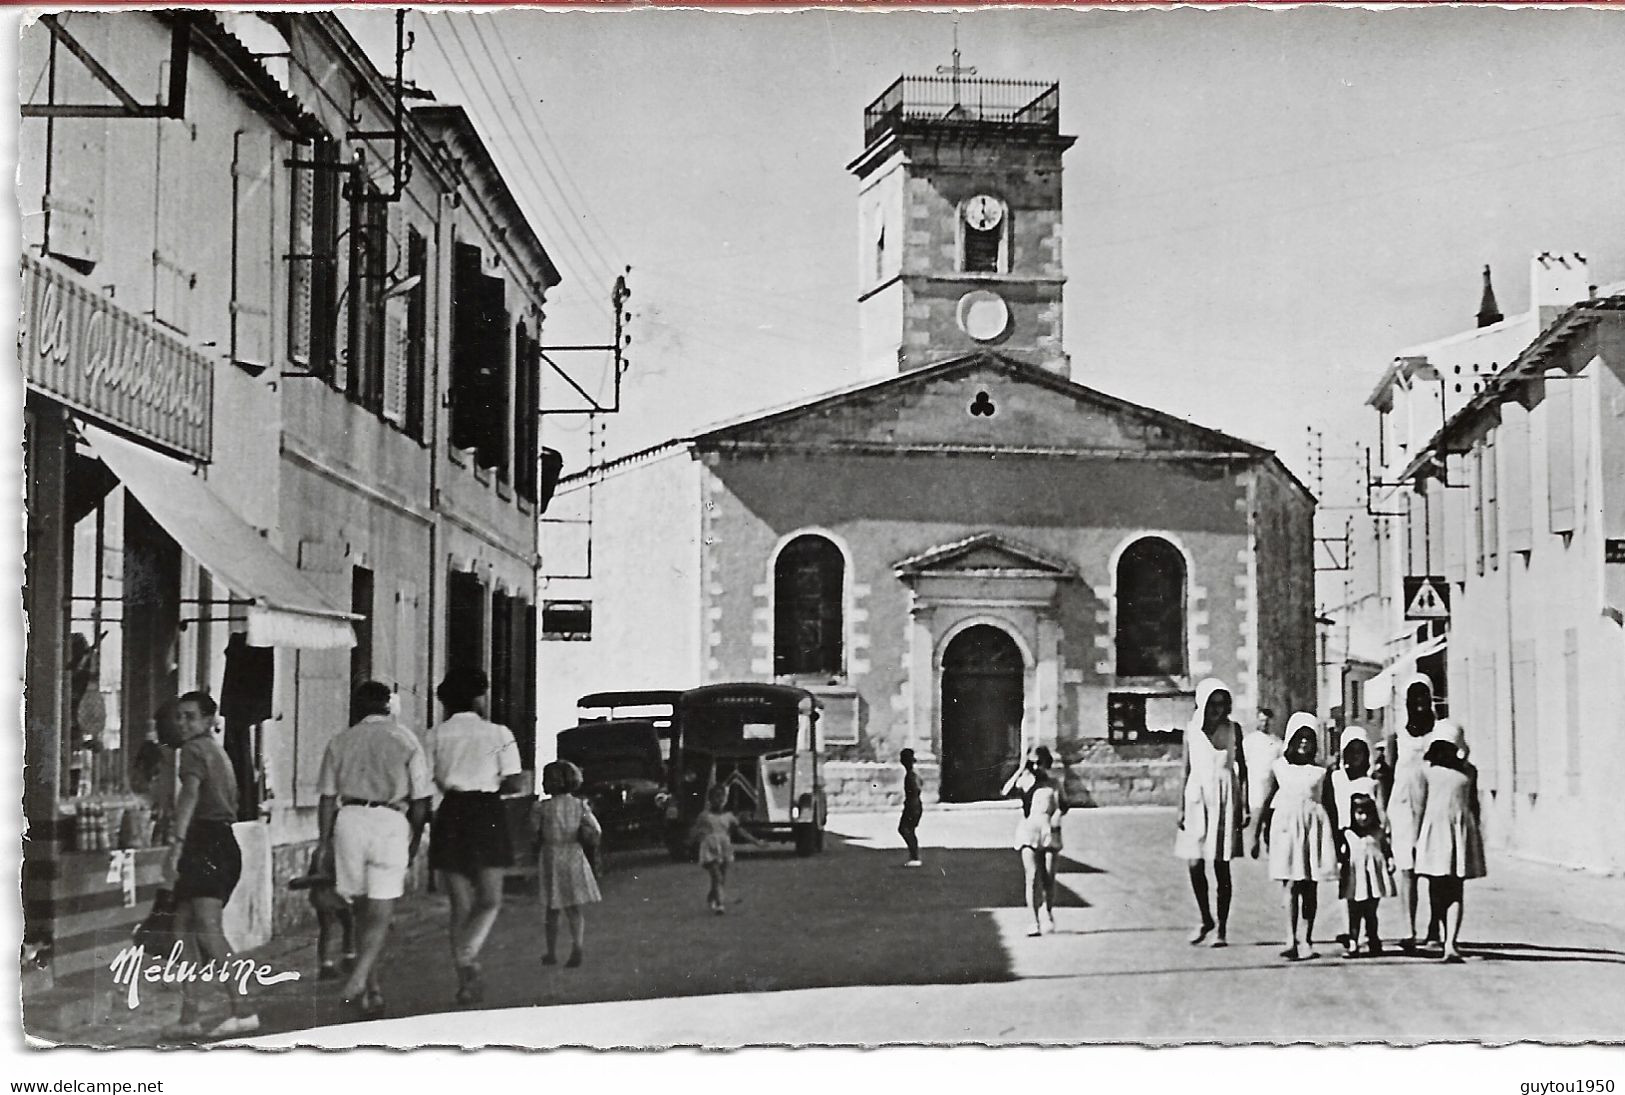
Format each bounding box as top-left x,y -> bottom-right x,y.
37,805 -> 1625,1048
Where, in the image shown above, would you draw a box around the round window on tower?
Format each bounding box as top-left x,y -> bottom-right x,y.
957,290 -> 1010,343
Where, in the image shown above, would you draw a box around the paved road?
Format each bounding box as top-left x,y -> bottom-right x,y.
43,806 -> 1625,1047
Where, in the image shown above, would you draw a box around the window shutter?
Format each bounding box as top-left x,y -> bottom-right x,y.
287,143 -> 316,366
382,302 -> 408,423
293,541 -> 350,805
405,229 -> 428,440
1548,379 -> 1576,533
1511,639 -> 1538,794
42,18 -> 108,269
1485,432 -> 1499,570
393,582 -> 420,729
1471,443 -> 1486,575
231,131 -> 276,371
1442,454 -> 1466,583
1503,404 -> 1532,553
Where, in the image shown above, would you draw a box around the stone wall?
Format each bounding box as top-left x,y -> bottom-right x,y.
825,741 -> 1185,812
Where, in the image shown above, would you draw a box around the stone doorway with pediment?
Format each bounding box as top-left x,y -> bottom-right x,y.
895,532 -> 1076,802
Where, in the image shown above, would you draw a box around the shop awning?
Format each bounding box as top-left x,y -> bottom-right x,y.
1361,633 -> 1447,710
80,423 -> 357,650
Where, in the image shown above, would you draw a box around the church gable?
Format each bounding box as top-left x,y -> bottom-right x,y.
694,354 -> 1261,457
894,532 -> 1077,578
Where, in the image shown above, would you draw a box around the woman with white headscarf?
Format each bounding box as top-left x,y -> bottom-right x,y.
1385,672 -> 1438,951
1415,720 -> 1485,963
1174,678 -> 1247,947
1259,713 -> 1340,960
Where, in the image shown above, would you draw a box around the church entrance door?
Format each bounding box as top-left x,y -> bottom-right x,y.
940,625 -> 1025,802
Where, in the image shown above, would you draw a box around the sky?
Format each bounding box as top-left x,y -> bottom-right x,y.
341,4 -> 1625,523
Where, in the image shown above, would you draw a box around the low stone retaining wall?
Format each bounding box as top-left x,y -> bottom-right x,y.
825,750 -> 1184,811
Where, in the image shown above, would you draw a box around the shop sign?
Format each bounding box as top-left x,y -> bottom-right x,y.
1606,539 -> 1625,565
19,253 -> 212,461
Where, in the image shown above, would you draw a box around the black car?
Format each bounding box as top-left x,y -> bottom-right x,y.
555,720 -> 670,852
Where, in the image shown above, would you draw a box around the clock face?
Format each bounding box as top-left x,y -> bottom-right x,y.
963,195 -> 1003,232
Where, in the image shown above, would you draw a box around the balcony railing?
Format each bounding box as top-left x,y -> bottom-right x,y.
862,76 -> 1060,147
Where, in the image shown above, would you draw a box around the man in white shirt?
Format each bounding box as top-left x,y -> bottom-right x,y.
316,680 -> 434,1016
1242,706 -> 1283,855
423,667 -> 525,1006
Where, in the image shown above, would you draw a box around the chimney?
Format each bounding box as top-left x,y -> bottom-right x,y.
1476,264 -> 1502,328
1531,252 -> 1591,329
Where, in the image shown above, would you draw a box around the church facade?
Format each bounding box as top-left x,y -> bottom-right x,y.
538,76 -> 1316,803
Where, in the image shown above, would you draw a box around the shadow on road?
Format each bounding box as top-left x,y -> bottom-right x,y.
246,831 -> 1115,1038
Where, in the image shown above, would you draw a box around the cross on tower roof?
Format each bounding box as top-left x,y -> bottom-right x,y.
935,19 -> 978,104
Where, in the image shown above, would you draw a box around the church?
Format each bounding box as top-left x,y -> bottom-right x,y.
538,75 -> 1317,804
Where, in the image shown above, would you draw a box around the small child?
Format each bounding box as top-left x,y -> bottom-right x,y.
1339,793 -> 1396,957
288,848 -> 355,980
534,760 -> 602,968
689,784 -> 761,914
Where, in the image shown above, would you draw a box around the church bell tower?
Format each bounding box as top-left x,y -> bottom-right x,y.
849,69 -> 1076,378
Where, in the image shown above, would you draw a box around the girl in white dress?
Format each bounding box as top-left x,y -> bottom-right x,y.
1331,726 -> 1386,953
534,761 -> 601,968
1174,679 -> 1246,947
1415,722 -> 1485,963
1258,713 -> 1339,961
1340,792 -> 1396,957
1385,673 -> 1438,951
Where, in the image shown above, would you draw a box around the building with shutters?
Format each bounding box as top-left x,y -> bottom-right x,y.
538,75 -> 1317,808
18,12 -> 558,993
1361,255 -> 1625,872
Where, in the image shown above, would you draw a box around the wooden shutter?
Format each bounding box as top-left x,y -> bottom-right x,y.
1548,379 -> 1576,533
42,18 -> 108,269
1511,640 -> 1539,794
382,303 -> 409,424
1472,651 -> 1497,792
405,229 -> 428,440
1563,628 -> 1581,795
293,541 -> 350,805
393,582 -> 421,730
231,131 -> 276,371
1442,455 -> 1466,583
1471,444 -> 1486,575
1503,405 -> 1532,553
1484,432 -> 1499,570
287,142 -> 316,366
450,243 -> 484,453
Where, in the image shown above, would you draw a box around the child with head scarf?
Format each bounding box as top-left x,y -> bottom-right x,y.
1385,673 -> 1439,950
1414,721 -> 1485,963
1174,679 -> 1246,947
1258,713 -> 1339,960
1339,792 -> 1396,956
1331,726 -> 1388,955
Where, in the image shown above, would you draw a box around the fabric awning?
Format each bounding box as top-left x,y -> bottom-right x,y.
1361,633 -> 1447,710
80,422 -> 357,650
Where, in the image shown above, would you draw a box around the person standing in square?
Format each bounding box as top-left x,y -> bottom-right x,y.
898,748 -> 923,868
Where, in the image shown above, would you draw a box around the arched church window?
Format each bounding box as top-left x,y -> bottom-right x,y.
959,194 -> 1007,274
1115,537 -> 1187,677
774,534 -> 844,678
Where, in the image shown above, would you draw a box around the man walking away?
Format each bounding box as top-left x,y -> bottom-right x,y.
161,691 -> 260,1041
316,681 -> 433,1017
899,749 -> 924,867
1242,707 -> 1282,856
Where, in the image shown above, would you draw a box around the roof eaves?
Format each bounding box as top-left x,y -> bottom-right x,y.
1400,295 -> 1625,481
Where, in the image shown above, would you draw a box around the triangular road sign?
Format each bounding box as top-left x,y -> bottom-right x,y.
1405,577 -> 1450,620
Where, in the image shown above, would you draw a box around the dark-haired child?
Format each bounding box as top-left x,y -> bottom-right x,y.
1339,793 -> 1395,957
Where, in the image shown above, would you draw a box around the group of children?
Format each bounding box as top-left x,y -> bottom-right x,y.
1231,672 -> 1486,962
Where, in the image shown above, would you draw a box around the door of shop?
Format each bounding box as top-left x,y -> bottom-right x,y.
939,625 -> 1024,802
